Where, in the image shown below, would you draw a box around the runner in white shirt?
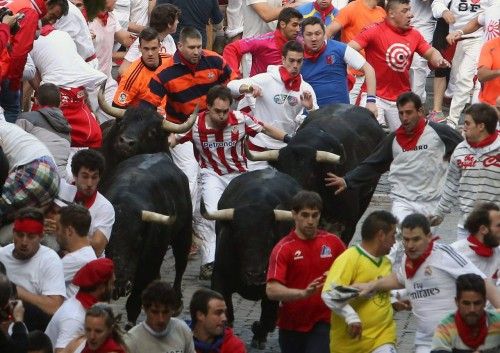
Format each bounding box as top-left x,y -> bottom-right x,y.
169,85 -> 288,279
228,41 -> 318,170
447,2 -> 500,43
55,2 -> 97,65
68,150 -> 115,257
119,3 -> 180,76
0,208 -> 66,331
54,204 -> 98,297
354,213 -> 500,353
451,202 -> 500,284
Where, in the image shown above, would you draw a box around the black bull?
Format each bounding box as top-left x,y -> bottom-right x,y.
102,152 -> 192,326
206,169 -> 302,349
250,103 -> 386,245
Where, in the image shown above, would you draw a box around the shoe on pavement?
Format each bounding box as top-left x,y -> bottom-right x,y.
427,111 -> 446,124
199,262 -> 214,281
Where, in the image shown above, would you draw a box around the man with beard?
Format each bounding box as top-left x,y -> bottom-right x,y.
354,214 -> 500,353
45,258 -> 115,353
431,274 -> 500,352
223,7 -> 303,78
451,203 -> 500,285
124,280 -> 195,353
0,208 -> 66,331
169,85 -> 287,279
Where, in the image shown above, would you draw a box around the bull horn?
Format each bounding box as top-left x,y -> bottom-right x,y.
98,82 -> 126,119
316,151 -> 341,164
273,210 -> 293,221
141,210 -> 175,225
244,139 -> 279,162
200,197 -> 234,220
162,104 -> 198,133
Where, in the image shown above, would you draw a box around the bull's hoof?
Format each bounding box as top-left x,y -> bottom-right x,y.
251,322 -> 267,349
251,336 -> 267,350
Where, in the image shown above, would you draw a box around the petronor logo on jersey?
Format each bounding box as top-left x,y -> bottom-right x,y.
385,43 -> 411,72
293,250 -> 303,260
320,245 -> 332,258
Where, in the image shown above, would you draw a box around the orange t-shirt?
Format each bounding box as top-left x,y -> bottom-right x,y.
335,0 -> 386,76
478,37 -> 500,106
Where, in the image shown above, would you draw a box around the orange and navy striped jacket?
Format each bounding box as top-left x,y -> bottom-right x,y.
113,53 -> 170,108
140,49 -> 235,123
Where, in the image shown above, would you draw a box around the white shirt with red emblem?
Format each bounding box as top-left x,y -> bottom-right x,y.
178,110 -> 263,176
478,2 -> 500,40
396,242 -> 485,346
436,136 -> 500,223
353,20 -> 431,101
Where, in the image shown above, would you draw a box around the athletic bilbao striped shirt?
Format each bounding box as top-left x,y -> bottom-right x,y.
140,50 -> 234,123
178,110 -> 263,175
436,135 -> 500,222
431,311 -> 500,352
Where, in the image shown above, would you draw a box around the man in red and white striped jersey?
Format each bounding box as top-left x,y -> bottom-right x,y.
169,84 -> 288,279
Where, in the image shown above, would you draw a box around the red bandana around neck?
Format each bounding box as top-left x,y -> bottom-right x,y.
304,41 -> 326,63
75,292 -> 98,310
274,29 -> 288,52
467,131 -> 498,148
279,66 -> 302,91
405,239 -> 434,278
178,52 -> 198,72
40,24 -> 55,36
455,310 -> 488,349
467,235 -> 494,257
82,337 -> 126,353
395,118 -> 427,151
97,11 -> 109,26
74,190 -> 98,209
313,1 -> 335,22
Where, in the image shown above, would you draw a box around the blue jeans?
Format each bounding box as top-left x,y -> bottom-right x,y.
279,322 -> 330,353
0,79 -> 21,122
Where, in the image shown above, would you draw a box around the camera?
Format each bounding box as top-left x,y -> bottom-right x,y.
0,7 -> 21,35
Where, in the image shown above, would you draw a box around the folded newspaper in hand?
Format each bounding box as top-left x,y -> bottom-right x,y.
325,283 -> 360,302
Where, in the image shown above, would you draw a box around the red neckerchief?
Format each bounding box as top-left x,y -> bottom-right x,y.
385,19 -> 411,35
313,1 -> 335,22
75,292 -> 98,310
74,190 -> 98,209
81,337 -> 126,353
274,29 -> 288,52
395,118 -> 427,151
40,24 -> 55,36
97,11 -> 109,26
178,51 -> 198,72
405,239 -> 434,278
304,41 -> 326,63
467,131 -> 498,148
467,235 -> 494,257
455,310 -> 488,349
278,66 -> 302,91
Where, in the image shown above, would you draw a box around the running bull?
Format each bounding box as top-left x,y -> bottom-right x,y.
203,168 -> 301,349
247,104 -> 385,245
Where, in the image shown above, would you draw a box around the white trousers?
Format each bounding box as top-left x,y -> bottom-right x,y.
226,0 -> 243,38
371,344 -> 397,353
360,94 -> 400,131
349,75 -> 365,105
410,22 -> 435,103
391,198 -> 439,223
448,37 -> 482,125
198,169 -> 240,265
414,344 -> 431,353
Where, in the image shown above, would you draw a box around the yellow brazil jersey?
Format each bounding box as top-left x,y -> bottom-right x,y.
323,245 -> 396,353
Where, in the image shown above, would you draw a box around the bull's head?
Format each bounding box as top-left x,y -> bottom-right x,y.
203,204 -> 293,286
106,198 -> 175,300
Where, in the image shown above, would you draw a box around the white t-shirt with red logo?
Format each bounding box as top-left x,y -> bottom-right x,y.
478,2 -> 500,40
178,110 -> 263,176
353,20 -> 431,101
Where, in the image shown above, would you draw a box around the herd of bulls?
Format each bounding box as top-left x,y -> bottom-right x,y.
0,101 -> 385,348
